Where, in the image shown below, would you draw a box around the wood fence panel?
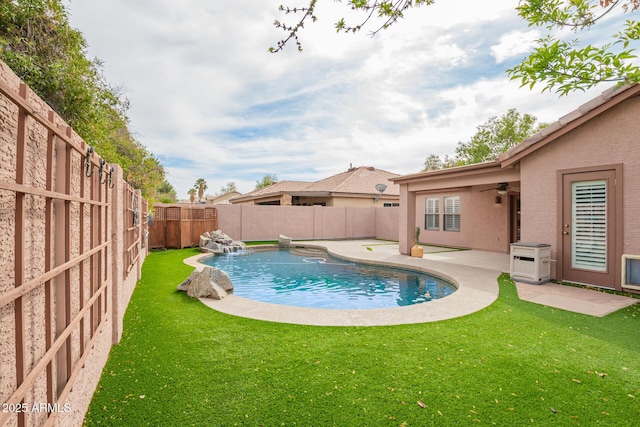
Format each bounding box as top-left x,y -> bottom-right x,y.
165,207 -> 182,249
149,207 -> 167,249
148,205 -> 219,248
180,208 -> 192,248
190,208 -> 205,247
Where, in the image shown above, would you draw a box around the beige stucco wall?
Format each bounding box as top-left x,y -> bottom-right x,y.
374,207 -> 399,241
520,96 -> 640,279
414,189 -> 510,252
215,205 -> 398,241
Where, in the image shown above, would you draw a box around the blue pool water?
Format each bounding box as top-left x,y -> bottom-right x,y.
201,248 -> 456,309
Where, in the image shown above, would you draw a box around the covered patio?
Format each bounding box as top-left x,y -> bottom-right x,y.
392,161 -> 521,256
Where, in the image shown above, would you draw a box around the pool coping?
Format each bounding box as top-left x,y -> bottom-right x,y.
183,240 -> 503,326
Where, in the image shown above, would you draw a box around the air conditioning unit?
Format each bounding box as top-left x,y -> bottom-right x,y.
622,254 -> 640,291
510,243 -> 551,284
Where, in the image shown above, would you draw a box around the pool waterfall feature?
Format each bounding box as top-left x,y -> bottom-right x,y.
199,230 -> 246,254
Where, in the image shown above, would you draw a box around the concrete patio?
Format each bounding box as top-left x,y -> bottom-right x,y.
184,240 -> 638,326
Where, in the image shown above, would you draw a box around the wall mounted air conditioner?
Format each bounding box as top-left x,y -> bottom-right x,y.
510,243 -> 551,284
622,254 -> 640,291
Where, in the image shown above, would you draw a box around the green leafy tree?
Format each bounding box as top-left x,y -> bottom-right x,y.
455,109 -> 546,165
423,109 -> 546,170
194,178 -> 208,202
271,1 -> 640,94
422,154 -> 458,171
0,0 -> 166,200
157,180 -> 177,203
218,181 -> 238,195
255,174 -> 278,190
508,0 -> 640,94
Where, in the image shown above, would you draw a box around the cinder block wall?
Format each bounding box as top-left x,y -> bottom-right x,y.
0,59 -> 148,426
214,204 -> 399,242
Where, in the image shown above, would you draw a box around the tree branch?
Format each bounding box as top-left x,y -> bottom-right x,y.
271,0 -> 434,53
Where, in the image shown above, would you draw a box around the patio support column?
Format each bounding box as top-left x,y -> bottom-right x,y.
398,184 -> 416,255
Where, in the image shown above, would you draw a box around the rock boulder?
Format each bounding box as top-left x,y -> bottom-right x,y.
177,267 -> 234,299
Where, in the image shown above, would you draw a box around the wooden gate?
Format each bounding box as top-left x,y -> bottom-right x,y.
149,205 -> 218,249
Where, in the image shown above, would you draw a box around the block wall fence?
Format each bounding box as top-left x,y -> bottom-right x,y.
149,203 -> 399,248
215,204 -> 399,243
0,61 -> 149,426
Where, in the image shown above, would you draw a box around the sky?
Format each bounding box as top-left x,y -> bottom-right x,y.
63,0 -> 631,197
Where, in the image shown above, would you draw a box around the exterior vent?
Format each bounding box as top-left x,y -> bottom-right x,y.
622,254 -> 640,290
510,243 -> 551,284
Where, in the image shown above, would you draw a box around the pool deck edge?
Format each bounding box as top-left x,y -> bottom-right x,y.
183,240 -> 505,326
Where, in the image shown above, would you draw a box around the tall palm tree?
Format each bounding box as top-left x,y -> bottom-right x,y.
187,188 -> 196,203
194,178 -> 208,203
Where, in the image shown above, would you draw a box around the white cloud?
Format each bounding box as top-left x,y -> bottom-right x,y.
491,30 -> 540,63
64,0 -> 614,195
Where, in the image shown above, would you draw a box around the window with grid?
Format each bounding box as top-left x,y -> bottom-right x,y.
425,198 -> 439,230
444,196 -> 460,231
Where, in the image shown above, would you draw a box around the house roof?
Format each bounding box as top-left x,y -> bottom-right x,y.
229,180 -> 310,203
230,167 -> 400,203
305,166 -> 400,195
392,83 -> 640,185
205,191 -> 243,204
391,160 -> 502,185
500,83 -> 640,167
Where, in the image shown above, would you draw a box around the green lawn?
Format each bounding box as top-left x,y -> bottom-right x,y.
85,248 -> 640,426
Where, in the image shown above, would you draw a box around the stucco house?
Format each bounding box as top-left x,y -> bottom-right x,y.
230,166 -> 400,207
392,84 -> 640,293
205,191 -> 243,204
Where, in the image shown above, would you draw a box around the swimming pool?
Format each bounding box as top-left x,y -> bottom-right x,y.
201,247 -> 456,309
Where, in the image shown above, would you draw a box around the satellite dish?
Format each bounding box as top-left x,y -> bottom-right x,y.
374,183 -> 388,202
375,183 -> 387,193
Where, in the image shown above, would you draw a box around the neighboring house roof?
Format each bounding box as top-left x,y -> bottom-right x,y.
230,167 -> 400,203
230,180 -> 311,203
306,166 -> 400,195
393,83 -> 640,185
205,191 -> 243,204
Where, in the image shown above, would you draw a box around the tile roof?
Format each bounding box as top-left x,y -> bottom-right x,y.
238,180 -> 311,198
231,167 -> 400,202
205,191 -> 242,204
501,83 -> 640,165
394,83 -> 640,184
306,166 -> 400,195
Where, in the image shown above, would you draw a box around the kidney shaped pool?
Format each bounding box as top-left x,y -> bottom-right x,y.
201,247 -> 456,309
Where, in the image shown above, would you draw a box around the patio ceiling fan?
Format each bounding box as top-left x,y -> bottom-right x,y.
480,182 -> 518,194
